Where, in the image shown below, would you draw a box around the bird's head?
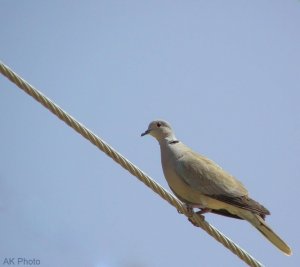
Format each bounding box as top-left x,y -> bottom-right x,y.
141,120 -> 175,142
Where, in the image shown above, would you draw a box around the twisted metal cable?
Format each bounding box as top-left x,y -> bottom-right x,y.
0,61 -> 263,267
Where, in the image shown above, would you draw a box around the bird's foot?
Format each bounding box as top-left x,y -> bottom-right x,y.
185,204 -> 195,217
178,205 -> 210,227
188,208 -> 211,227
177,204 -> 194,217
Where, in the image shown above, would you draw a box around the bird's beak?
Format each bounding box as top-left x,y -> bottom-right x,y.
141,129 -> 151,137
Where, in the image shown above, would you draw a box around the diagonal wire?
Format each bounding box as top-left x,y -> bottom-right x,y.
0,61 -> 264,267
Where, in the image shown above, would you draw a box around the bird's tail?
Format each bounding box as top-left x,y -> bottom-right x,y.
246,213 -> 292,256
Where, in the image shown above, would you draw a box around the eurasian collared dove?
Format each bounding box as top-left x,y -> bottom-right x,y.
141,120 -> 292,256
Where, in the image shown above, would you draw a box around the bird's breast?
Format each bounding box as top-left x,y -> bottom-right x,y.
159,144 -> 208,206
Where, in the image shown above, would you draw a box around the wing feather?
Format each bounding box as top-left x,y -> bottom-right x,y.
175,150 -> 248,197
174,150 -> 270,217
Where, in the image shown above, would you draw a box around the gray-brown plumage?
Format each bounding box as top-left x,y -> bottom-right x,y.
141,120 -> 292,255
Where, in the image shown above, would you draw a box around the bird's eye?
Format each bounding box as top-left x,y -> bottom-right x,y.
157,122 -> 162,127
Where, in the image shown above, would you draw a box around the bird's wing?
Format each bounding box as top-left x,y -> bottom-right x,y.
174,149 -> 271,216
175,149 -> 248,197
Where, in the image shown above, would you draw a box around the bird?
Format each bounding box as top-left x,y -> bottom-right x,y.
141,119 -> 292,256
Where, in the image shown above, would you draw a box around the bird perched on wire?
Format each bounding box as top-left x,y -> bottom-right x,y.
141,119 -> 292,256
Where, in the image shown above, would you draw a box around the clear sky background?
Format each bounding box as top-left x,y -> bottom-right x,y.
1,1 -> 299,267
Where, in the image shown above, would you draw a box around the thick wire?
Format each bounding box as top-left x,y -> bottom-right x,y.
0,61 -> 264,267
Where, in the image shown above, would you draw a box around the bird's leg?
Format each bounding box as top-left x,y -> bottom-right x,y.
185,204 -> 195,217
196,208 -> 211,215
183,204 -> 204,227
179,204 -> 211,227
177,203 -> 194,217
185,204 -> 194,217
188,208 -> 211,227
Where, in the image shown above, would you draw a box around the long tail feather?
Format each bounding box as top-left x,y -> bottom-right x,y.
249,214 -> 292,256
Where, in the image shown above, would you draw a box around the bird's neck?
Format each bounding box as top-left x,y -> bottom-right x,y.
158,134 -> 178,146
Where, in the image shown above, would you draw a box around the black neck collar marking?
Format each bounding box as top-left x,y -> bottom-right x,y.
168,140 -> 180,145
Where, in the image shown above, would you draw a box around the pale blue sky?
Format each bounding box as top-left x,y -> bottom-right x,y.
1,1 -> 300,266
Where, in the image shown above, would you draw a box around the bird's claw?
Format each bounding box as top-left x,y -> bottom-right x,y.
178,204 -> 208,227
188,217 -> 200,227
177,204 -> 194,217
186,205 -> 195,217
187,208 -> 208,227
